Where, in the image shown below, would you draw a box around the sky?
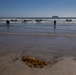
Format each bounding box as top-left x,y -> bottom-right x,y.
0,0 -> 76,17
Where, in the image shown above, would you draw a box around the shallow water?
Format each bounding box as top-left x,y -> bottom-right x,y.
0,22 -> 76,57
0,22 -> 76,34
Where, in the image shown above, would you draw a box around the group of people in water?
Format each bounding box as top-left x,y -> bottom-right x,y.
6,20 -> 57,29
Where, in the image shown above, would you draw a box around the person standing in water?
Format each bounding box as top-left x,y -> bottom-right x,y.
6,20 -> 10,25
54,20 -> 56,29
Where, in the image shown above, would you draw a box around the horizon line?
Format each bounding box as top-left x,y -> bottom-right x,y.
1,16 -> 76,19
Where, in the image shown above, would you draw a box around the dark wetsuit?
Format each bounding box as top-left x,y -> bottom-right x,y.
54,20 -> 56,29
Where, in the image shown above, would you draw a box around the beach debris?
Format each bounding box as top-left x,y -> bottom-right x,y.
22,55 -> 48,68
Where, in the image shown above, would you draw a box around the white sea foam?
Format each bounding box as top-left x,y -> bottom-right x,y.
0,18 -> 76,24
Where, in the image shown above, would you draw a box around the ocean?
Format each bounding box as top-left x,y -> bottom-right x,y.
0,18 -> 76,35
0,18 -> 76,57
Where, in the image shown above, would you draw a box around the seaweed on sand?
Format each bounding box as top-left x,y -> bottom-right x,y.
22,55 -> 49,68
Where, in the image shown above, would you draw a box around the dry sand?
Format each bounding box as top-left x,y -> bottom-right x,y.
0,52 -> 76,75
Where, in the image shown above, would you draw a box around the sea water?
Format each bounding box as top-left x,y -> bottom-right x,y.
0,19 -> 76,56
0,19 -> 76,34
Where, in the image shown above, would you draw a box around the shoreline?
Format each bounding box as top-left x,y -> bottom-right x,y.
0,33 -> 76,75
1,32 -> 76,37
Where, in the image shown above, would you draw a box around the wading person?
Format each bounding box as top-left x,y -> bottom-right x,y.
54,20 -> 56,29
6,20 -> 10,25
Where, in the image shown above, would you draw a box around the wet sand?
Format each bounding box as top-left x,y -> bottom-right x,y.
0,33 -> 76,75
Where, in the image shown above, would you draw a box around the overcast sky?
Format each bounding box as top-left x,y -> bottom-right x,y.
0,0 -> 76,17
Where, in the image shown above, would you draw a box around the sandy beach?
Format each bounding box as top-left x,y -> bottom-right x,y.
1,54 -> 76,75
0,33 -> 76,75
1,0 -> 76,74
